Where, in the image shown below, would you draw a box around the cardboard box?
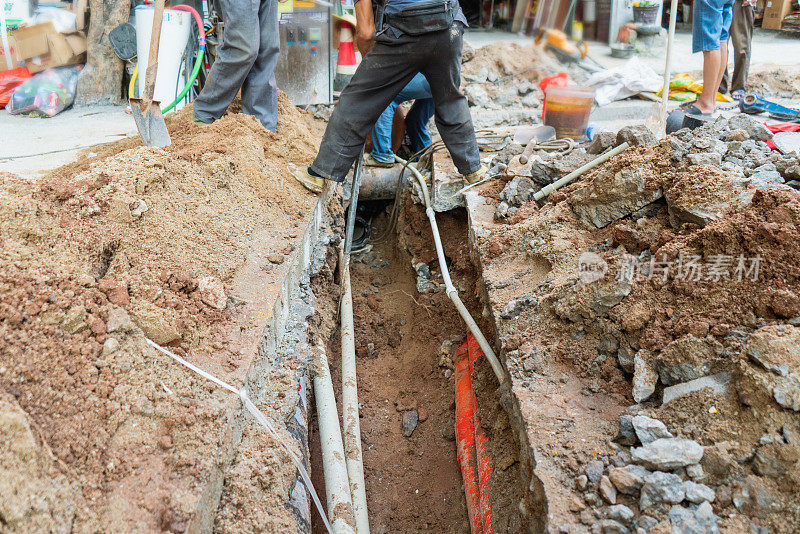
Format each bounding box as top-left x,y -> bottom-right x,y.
762,0 -> 792,29
0,22 -> 86,73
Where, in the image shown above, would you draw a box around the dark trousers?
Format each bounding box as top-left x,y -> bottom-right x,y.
310,22 -> 481,181
193,0 -> 280,131
719,0 -> 754,94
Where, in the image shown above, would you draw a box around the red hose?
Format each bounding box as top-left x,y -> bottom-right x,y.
455,334 -> 495,534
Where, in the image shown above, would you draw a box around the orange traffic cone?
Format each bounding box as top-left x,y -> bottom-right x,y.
334,22 -> 357,93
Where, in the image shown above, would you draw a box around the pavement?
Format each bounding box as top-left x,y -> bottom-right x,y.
3,26 -> 800,178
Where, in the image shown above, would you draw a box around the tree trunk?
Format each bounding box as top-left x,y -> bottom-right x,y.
75,0 -> 129,106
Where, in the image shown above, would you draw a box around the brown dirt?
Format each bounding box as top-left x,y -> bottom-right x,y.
746,63 -> 800,95
0,93 -> 326,531
461,42 -> 562,85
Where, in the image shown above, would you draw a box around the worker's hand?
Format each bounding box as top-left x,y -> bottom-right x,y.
356,27 -> 375,55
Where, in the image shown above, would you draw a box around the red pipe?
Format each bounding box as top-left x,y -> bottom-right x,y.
455,334 -> 496,534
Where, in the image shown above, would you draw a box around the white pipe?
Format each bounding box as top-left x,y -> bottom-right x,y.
659,0 -> 679,139
313,343 -> 357,534
339,248 -> 370,534
533,142 -> 629,201
401,159 -> 507,384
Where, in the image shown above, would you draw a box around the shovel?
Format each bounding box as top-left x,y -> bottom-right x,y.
131,0 -> 171,147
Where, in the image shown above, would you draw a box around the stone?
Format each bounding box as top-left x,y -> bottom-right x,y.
640,471 -> 685,509
662,372 -> 733,405
616,348 -> 635,374
500,176 -> 536,206
727,114 -> 774,141
130,199 -> 148,218
686,152 -> 722,166
655,336 -> 721,386
632,415 -> 673,444
267,253 -> 285,264
432,172 -> 468,212
521,93 -> 541,108
588,132 -> 617,154
636,516 -> 659,532
633,351 -> 658,403
609,465 -> 646,495
746,325 -> 800,411
592,519 -> 628,533
616,414 -> 637,446
464,85 -> 492,108
683,481 -> 715,503
731,476 -> 775,517
571,168 -> 663,229
606,504 -> 634,523
576,474 -> 589,491
131,301 -> 181,344
665,171 -> 753,228
97,278 -> 130,306
586,459 -> 605,484
60,305 -> 88,334
631,438 -> 704,470
197,276 -> 227,310
685,464 -> 704,481
616,125 -> 657,147
101,337 -> 120,357
401,410 -> 419,437
500,294 -> 535,319
599,475 -> 617,504
106,306 -> 137,333
668,502 -> 719,534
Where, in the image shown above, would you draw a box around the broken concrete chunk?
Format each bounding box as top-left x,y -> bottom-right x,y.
616,124 -> 657,147
662,372 -> 732,405
500,176 -> 536,207
633,350 -> 658,403
684,481 -> 716,503
609,466 -> 645,495
588,132 -> 617,155
571,168 -> 663,229
632,438 -> 704,470
726,114 -> 774,141
60,305 -> 88,334
197,276 -> 227,310
640,471 -> 685,509
655,336 -> 721,386
605,504 -> 634,523
745,325 -> 800,411
500,294 -> 535,319
106,306 -> 137,333
668,502 -> 719,534
585,459 -> 605,484
599,475 -> 617,504
632,415 -> 674,444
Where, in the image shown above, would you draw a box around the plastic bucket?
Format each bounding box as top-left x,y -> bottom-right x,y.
633,4 -> 659,24
543,85 -> 595,140
135,6 -> 191,110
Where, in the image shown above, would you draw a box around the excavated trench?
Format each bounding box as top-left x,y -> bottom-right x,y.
306,198 -> 535,533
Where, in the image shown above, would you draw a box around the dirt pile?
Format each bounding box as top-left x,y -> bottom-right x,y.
466,115 -> 800,532
0,94 -> 324,531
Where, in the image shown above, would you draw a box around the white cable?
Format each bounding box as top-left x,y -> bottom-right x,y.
145,338 -> 334,534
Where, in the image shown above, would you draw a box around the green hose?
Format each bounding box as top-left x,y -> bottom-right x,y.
160,45 -> 205,114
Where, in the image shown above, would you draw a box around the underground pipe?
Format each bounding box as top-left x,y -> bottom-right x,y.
532,142 -> 630,201
399,157 -> 507,385
339,248 -> 370,534
313,343 -> 357,534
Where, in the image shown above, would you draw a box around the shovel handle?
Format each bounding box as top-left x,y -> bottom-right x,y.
143,0 -> 167,104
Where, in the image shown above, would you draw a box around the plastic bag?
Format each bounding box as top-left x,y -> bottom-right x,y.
0,67 -> 32,108
538,72 -> 569,120
656,73 -> 733,103
7,65 -> 81,117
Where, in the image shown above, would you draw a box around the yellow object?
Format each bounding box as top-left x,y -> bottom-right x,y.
656,72 -> 733,102
535,28 -> 588,59
129,63 -> 138,99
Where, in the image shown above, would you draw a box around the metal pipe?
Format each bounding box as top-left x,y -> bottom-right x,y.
339,247 -> 370,534
659,0 -> 680,139
400,158 -> 507,385
313,344 -> 357,534
533,142 -> 629,201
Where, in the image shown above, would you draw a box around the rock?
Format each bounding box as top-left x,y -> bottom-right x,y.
60,305 -> 88,334
588,132 -> 617,155
599,475 -> 617,504
464,85 -> 492,108
500,176 -> 536,206
606,504 -> 634,523
197,276 -> 227,310
662,372 -> 732,404
501,294 -> 535,319
631,438 -> 704,470
130,199 -> 148,218
727,114 -> 774,141
633,351 -> 658,403
616,125 -> 657,147
401,410 -> 419,437
101,337 -> 120,357
640,471 -> 685,509
131,301 -> 181,344
616,347 -> 635,374
521,93 -> 541,108
636,515 -> 659,532
668,502 -> 719,534
586,459 -> 605,484
577,474 -> 589,490
267,253 -> 285,264
461,40 -> 475,63
665,171 -> 752,228
616,414 -> 638,446
655,336 -> 721,386
746,325 -> 800,411
609,466 -> 645,495
731,475 -> 775,517
685,464 -> 704,481
683,481 -> 715,503
686,152 -> 722,166
571,168 -> 663,229
106,306 -> 137,333
592,519 -> 628,533
432,173 -> 467,212
97,278 -> 130,306
632,415 -> 673,444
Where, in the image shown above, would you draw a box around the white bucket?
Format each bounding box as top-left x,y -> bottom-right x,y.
135,6 -> 191,111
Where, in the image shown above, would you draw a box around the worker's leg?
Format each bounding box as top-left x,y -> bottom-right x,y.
692,0 -> 729,113
371,102 -> 401,164
241,0 -> 281,132
310,35 -> 421,181
193,0 -> 260,123
406,98 -> 435,154
712,0 -> 733,98
371,73 -> 433,162
419,23 -> 481,175
730,0 -> 754,93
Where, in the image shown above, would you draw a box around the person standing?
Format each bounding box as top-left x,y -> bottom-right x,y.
365,73 -> 435,167
297,0 -> 486,192
686,0 -> 735,116
192,0 -> 281,132
719,0 -> 756,98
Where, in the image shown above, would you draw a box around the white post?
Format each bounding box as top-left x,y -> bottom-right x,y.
659,0 -> 680,138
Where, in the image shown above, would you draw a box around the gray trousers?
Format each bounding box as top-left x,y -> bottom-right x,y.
193,0 -> 280,131
719,0 -> 754,94
310,22 -> 481,181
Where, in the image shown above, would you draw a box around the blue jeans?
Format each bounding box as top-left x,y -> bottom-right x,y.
370,73 -> 435,163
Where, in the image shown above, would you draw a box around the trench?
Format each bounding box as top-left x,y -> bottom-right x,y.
306,197 -> 530,533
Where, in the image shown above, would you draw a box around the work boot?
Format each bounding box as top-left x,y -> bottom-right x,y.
192,113 -> 212,126
463,164 -> 489,185
364,153 -> 395,168
293,166 -> 325,193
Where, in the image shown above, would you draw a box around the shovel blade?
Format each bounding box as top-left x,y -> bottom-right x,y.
131,98 -> 172,147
